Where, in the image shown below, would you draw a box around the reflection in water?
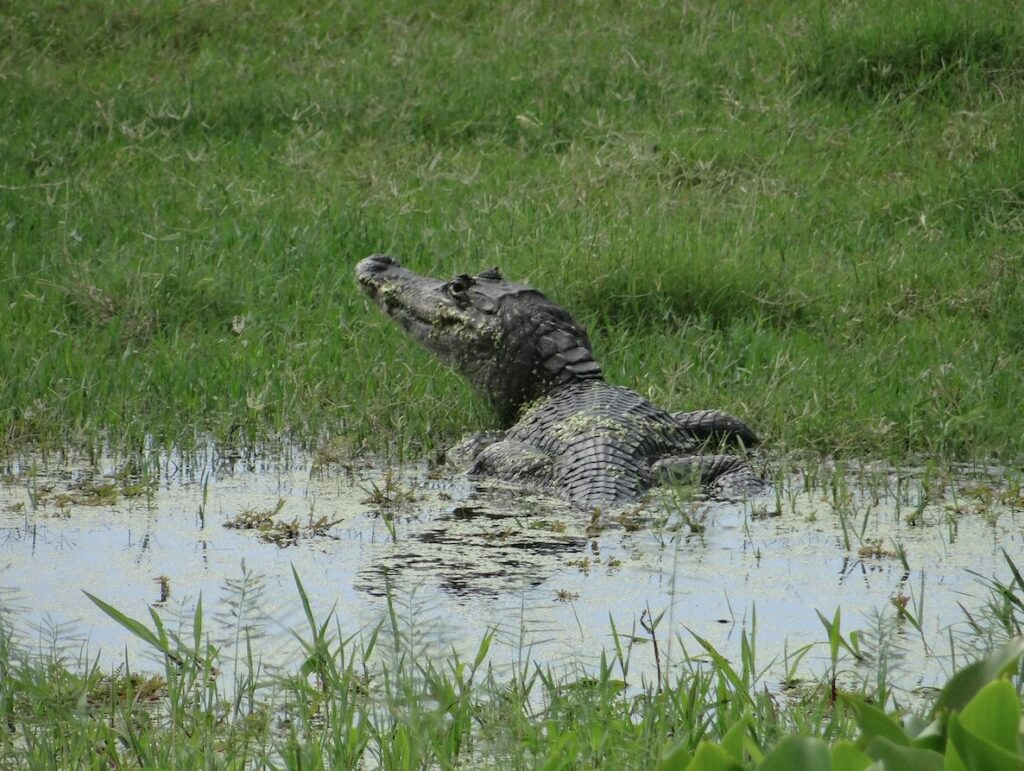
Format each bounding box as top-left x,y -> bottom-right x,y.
369,500 -> 590,597
0,448 -> 1021,701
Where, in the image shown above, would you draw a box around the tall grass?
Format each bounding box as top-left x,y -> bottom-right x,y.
2,0 -> 1022,464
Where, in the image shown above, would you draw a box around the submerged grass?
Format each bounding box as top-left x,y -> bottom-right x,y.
2,0 -> 1023,464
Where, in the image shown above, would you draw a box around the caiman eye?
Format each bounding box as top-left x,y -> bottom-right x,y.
447,274 -> 474,297
477,267 -> 503,280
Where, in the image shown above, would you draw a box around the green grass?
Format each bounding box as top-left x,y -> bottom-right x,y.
2,0 -> 1023,463
1,564 -> 1021,769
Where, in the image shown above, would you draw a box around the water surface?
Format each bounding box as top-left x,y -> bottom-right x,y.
1,448 -> 1019,699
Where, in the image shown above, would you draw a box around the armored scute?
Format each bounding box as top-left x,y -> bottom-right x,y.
356,254 -> 762,507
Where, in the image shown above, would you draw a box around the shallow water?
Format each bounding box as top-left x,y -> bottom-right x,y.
0,447 -> 1020,699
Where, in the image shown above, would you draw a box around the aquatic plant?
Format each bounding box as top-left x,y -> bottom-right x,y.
0,560 -> 1020,768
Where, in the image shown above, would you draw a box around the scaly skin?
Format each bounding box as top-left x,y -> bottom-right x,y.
356,254 -> 762,507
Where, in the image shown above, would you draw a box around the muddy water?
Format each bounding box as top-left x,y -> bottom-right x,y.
0,448 -> 1020,697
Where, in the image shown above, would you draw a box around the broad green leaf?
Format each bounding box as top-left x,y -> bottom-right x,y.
720,712 -> 751,763
946,713 -> 1024,771
656,740 -> 692,771
744,736 -> 765,766
685,741 -> 745,771
758,736 -> 831,771
958,679 -> 1021,755
831,739 -> 872,771
944,728 -> 968,771
843,695 -> 910,746
930,637 -> 1024,717
905,711 -> 949,752
909,716 -> 948,754
903,714 -> 930,739
867,737 -> 944,771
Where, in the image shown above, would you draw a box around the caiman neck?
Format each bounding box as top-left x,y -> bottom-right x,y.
495,358 -> 604,426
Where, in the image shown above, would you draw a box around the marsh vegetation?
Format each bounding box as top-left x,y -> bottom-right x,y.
2,0 -> 1022,462
2,0 -> 1023,767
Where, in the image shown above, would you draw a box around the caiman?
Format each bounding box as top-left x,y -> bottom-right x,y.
355,254 -> 763,507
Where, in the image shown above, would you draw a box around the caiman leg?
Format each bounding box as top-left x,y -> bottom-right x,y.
446,431 -> 508,466
468,440 -> 555,480
653,454 -> 764,497
672,409 -> 759,448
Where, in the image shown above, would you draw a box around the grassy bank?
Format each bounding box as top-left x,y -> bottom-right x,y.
1,567 -> 1021,769
2,0 -> 1023,462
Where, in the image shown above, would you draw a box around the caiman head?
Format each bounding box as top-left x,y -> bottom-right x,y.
356,254 -> 603,423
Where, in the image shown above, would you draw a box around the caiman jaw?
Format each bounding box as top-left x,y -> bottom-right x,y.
355,253 -> 602,422
356,254 -> 453,339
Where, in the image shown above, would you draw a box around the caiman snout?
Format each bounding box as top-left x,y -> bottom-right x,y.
356,253 -> 400,278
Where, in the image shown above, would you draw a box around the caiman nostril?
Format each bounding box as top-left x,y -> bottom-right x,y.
357,254 -> 401,276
